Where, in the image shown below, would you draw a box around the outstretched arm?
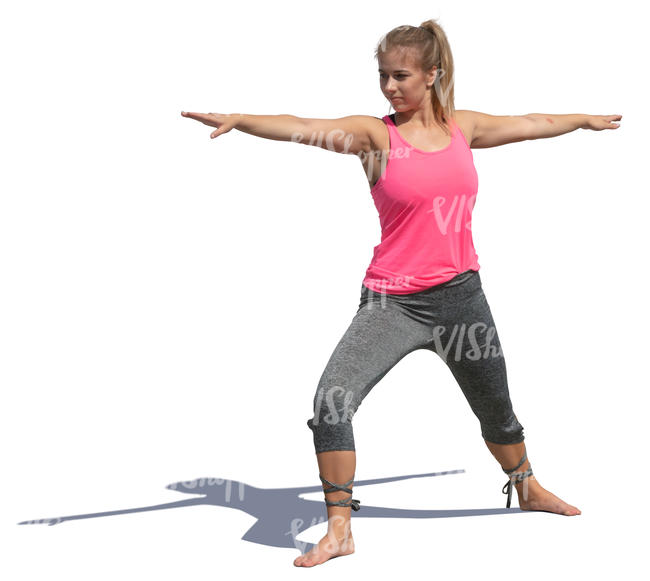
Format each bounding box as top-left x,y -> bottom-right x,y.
181,111 -> 375,155
459,110 -> 622,149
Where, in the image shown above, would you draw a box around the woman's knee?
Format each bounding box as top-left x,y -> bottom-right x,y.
306,382 -> 361,453
306,415 -> 356,453
480,414 -> 525,444
310,383 -> 359,428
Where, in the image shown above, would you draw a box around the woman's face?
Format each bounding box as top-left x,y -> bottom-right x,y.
378,48 -> 436,112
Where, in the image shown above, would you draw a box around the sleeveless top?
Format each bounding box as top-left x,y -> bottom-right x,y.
361,113 -> 481,294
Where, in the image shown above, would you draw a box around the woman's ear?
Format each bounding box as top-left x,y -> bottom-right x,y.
427,65 -> 438,87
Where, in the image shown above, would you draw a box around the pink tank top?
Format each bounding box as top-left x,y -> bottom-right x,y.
362,113 -> 481,294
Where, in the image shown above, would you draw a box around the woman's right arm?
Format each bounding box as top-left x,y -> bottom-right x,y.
181,111 -> 377,156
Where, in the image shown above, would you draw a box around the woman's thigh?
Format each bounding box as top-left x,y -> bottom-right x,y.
309,300 -> 430,429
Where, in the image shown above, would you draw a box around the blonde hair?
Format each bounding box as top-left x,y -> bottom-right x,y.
375,19 -> 456,136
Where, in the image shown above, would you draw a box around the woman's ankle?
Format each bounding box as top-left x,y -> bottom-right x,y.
327,514 -> 352,537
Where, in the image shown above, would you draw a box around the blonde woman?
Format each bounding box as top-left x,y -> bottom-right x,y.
183,19 -> 619,568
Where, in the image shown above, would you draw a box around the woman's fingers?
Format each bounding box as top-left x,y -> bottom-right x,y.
210,126 -> 227,139
181,111 -> 210,118
586,114 -> 622,131
181,111 -> 218,125
605,114 -> 622,129
210,117 -> 239,139
181,111 -> 238,139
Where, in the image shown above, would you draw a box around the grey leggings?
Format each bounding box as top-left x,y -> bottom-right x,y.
306,270 -> 525,453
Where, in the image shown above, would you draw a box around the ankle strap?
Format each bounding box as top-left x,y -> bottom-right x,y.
320,474 -> 354,494
319,474 -> 361,511
502,451 -> 528,475
501,451 -> 534,508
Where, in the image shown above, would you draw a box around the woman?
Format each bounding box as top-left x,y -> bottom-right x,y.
183,20 -> 619,568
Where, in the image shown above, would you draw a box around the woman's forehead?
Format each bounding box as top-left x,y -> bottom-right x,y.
378,47 -> 419,69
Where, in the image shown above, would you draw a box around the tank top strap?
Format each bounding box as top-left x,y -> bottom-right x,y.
447,116 -> 470,148
382,114 -> 407,151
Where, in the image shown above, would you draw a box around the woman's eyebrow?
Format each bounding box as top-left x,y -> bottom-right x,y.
378,68 -> 410,73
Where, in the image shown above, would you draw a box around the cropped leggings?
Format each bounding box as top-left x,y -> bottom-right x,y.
306,270 -> 525,453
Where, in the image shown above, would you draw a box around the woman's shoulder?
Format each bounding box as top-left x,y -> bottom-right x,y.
366,115 -> 392,153
451,110 -> 474,146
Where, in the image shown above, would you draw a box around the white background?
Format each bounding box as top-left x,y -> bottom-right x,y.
2,0 -> 647,578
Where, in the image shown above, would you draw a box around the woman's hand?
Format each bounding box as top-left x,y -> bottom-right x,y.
583,114 -> 622,131
180,111 -> 241,139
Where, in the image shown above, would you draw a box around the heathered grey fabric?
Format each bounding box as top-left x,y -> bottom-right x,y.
306,270 -> 524,453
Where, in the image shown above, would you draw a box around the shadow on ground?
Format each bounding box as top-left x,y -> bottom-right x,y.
18,468 -> 524,554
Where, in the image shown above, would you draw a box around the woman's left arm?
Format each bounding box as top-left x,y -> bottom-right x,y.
460,110 -> 622,149
525,113 -> 622,137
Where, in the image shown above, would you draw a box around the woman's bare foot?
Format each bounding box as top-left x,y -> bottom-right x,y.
293,530 -> 355,567
517,477 -> 581,516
